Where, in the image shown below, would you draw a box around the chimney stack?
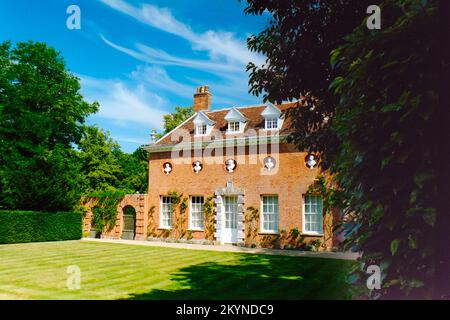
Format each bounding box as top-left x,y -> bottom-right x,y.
194,86 -> 211,112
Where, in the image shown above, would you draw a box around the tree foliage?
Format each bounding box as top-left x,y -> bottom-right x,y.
155,106 -> 194,139
78,126 -> 149,194
78,126 -> 122,193
114,146 -> 149,194
0,41 -> 98,211
0,41 -> 149,212
163,106 -> 194,133
88,189 -> 127,233
243,0 -> 447,298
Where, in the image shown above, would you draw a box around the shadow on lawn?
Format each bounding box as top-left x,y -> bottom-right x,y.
127,254 -> 354,300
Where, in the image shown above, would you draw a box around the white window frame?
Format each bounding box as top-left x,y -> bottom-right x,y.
160,196 -> 173,229
260,195 -> 279,233
227,121 -> 241,133
189,196 -> 204,230
195,124 -> 208,136
265,117 -> 279,130
302,195 -> 323,235
224,196 -> 238,229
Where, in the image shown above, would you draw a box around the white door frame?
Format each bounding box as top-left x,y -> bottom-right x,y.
213,181 -> 245,245
221,195 -> 238,244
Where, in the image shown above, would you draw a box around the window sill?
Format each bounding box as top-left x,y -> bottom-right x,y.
188,228 -> 204,232
301,232 -> 324,237
158,227 -> 172,230
259,231 -> 279,235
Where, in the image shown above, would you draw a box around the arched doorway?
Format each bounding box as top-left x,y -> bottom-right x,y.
90,207 -> 101,238
122,206 -> 136,240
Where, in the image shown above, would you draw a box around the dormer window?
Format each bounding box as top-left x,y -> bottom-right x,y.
228,121 -> 241,133
195,124 -> 207,136
225,107 -> 248,134
193,110 -> 215,137
261,103 -> 283,131
265,117 -> 278,130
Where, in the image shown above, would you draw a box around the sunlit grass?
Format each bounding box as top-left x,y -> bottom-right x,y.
0,240 -> 355,300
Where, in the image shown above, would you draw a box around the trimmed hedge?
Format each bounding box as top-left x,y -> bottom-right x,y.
0,210 -> 82,244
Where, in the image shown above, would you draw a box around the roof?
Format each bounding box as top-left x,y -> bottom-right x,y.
154,102 -> 298,147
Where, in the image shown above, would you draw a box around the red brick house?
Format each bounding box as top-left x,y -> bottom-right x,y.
84,86 -> 338,250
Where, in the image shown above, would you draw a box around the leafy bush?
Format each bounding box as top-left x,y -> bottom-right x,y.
0,210 -> 82,244
85,190 -> 126,233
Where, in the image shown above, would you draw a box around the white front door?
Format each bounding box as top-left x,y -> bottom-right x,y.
222,196 -> 238,244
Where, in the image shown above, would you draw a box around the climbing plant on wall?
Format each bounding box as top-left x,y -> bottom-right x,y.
168,191 -> 188,239
245,206 -> 259,245
86,190 -> 126,233
307,174 -> 345,249
203,196 -> 215,241
147,205 -> 156,237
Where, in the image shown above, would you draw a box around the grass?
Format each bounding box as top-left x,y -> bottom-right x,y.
0,241 -> 356,300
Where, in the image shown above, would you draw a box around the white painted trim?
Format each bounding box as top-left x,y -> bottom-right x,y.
189,195 -> 205,231
194,123 -> 208,137
193,110 -> 215,126
263,115 -> 284,131
302,232 -> 324,236
159,196 -> 163,228
302,194 -> 306,234
154,114 -> 197,145
160,195 -> 173,229
263,117 -> 279,131
261,103 -> 282,117
224,107 -> 249,122
226,121 -> 246,134
147,134 -> 289,153
260,195 -> 279,233
221,195 -> 239,244
302,194 -> 324,235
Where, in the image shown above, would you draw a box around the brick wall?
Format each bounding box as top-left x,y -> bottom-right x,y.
82,194 -> 148,240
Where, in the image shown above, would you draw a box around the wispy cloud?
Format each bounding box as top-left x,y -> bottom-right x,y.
130,65 -> 195,98
80,75 -> 166,129
101,35 -> 242,74
130,65 -> 243,106
97,0 -> 264,110
99,0 -> 264,66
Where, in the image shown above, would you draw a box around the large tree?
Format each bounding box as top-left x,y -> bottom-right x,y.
77,126 -> 122,194
114,146 -> 149,194
0,41 -> 150,210
163,106 -> 194,134
77,126 -> 149,195
243,0 -> 447,298
0,41 -> 98,211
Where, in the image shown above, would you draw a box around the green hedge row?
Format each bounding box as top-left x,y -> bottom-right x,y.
0,210 -> 83,244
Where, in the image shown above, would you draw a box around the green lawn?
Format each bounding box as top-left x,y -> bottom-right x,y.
0,241 -> 355,300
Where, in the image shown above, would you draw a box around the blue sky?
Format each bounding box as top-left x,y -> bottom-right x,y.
0,0 -> 269,152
